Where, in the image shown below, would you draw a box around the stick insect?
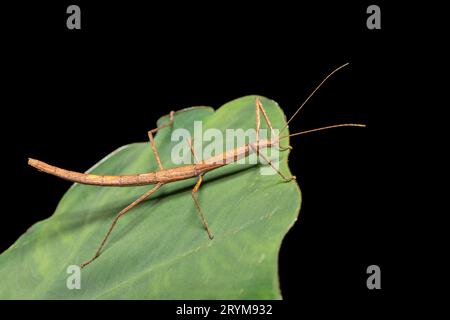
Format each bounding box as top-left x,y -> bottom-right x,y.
28,63 -> 365,268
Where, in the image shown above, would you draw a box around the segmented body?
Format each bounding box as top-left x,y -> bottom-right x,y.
28,139 -> 274,186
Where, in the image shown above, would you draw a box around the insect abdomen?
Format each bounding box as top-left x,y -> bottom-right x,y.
28,158 -> 158,186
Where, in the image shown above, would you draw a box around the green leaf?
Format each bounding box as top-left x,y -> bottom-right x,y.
0,96 -> 301,299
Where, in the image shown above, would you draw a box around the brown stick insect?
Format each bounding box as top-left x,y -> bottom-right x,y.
28,63 -> 366,268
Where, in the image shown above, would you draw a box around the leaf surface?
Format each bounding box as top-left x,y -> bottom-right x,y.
0,96 -> 301,299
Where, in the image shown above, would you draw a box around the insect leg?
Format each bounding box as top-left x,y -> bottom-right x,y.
187,137 -> 200,163
80,182 -> 163,268
256,97 -> 276,137
148,111 -> 175,170
255,98 -> 261,155
191,174 -> 214,239
249,144 -> 296,182
187,138 -> 214,239
256,97 -> 292,151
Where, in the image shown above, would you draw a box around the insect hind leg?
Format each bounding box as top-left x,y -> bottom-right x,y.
80,182 -> 163,268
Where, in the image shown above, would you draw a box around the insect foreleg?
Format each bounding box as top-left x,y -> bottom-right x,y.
248,143 -> 296,182
255,97 -> 292,152
256,97 -> 276,137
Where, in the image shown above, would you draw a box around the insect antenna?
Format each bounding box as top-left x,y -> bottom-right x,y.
280,62 -> 351,134
278,123 -> 366,141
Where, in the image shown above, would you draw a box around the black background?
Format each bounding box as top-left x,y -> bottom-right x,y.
2,0 -> 396,314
